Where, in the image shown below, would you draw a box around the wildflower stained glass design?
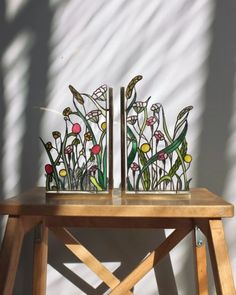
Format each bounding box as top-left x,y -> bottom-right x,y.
41,84 -> 113,195
121,75 -> 193,193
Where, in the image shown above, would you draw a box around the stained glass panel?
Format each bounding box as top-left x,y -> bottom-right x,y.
121,76 -> 193,194
41,84 -> 113,195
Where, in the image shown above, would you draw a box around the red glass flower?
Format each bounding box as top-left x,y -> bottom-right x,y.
72,123 -> 81,134
45,164 -> 53,174
91,144 -> 101,154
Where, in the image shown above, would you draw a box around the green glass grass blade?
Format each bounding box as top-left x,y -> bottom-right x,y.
98,170 -> 105,190
126,91 -> 137,114
168,139 -> 187,178
72,101 -> 102,170
61,127 -> 73,190
157,175 -> 172,186
40,137 -> 61,190
127,126 -> 137,168
127,177 -> 134,191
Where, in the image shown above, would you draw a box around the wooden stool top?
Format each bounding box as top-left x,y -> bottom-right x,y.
0,187 -> 233,218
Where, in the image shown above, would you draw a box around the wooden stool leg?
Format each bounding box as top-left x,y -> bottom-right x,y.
192,229 -> 208,295
0,216 -> 25,295
32,220 -> 48,295
207,219 -> 235,295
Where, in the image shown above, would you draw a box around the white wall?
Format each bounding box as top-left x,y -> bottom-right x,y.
0,0 -> 236,294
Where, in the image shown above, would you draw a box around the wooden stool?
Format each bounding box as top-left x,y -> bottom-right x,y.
0,187 -> 235,295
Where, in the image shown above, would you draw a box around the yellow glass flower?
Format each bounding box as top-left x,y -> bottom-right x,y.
101,122 -> 107,130
45,142 -> 53,151
84,132 -> 93,141
62,107 -> 72,117
141,143 -> 151,153
59,169 -> 67,177
184,154 -> 192,163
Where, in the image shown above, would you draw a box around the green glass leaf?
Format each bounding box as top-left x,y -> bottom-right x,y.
127,126 -> 137,168
103,146 -> 107,189
89,176 -> 103,191
168,139 -> 188,178
173,106 -> 193,139
177,106 -> 193,121
126,91 -> 137,114
136,122 -> 188,190
138,149 -> 150,191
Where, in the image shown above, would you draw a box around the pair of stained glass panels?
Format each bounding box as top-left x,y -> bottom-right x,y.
41,76 -> 193,197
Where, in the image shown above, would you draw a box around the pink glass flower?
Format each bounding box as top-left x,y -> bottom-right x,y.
72,123 -> 81,134
45,164 -> 53,174
89,165 -> 98,173
91,144 -> 101,154
146,116 -> 157,126
154,130 -> 165,141
65,145 -> 73,154
131,162 -> 140,171
158,152 -> 168,161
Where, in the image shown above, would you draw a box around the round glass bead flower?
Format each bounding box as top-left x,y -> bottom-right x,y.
101,122 -> 107,130
59,169 -> 67,177
141,143 -> 151,153
184,154 -> 192,163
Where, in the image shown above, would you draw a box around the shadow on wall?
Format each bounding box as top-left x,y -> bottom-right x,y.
48,228 -> 180,295
0,0 -> 52,293
196,0 -> 236,196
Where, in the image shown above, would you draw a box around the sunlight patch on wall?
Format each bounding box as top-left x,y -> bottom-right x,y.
39,0 -> 214,190
5,0 -> 28,21
47,262 -> 121,294
2,31 -> 33,198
